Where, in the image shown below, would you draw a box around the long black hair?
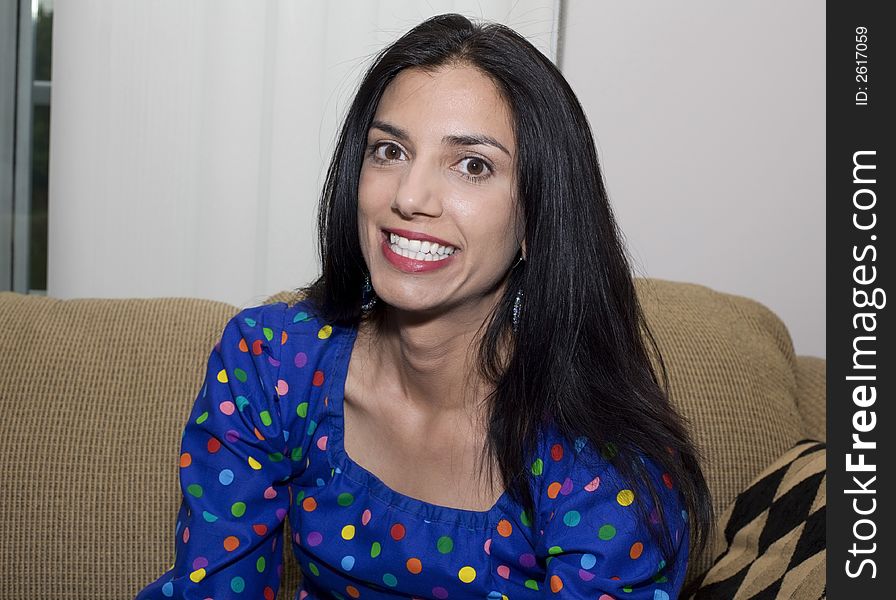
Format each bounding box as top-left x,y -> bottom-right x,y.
299,13 -> 713,567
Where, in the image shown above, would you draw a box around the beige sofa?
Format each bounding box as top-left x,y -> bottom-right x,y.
0,278 -> 825,599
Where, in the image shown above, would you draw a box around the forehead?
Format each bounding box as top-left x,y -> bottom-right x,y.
374,65 -> 515,147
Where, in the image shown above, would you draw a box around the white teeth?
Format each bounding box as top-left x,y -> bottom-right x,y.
388,243 -> 452,261
386,232 -> 456,256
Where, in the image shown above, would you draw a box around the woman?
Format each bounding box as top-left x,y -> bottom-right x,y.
136,13 -> 712,600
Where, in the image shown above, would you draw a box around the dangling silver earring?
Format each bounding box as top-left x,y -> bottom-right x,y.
511,253 -> 525,333
360,271 -> 377,312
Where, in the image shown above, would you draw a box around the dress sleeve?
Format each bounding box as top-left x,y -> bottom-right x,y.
535,439 -> 690,599
135,304 -> 293,600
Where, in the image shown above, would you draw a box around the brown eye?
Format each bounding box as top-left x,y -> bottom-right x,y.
456,156 -> 493,182
372,142 -> 406,162
467,159 -> 484,175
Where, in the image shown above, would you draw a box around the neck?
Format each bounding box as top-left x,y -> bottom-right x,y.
358,290 -> 509,416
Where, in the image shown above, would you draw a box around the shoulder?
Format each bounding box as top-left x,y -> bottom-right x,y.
533,421 -> 687,538
268,298 -> 357,412
221,298 -> 350,355
532,423 -> 690,597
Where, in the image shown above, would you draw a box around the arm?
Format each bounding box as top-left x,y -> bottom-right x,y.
135,304 -> 292,599
537,446 -> 689,598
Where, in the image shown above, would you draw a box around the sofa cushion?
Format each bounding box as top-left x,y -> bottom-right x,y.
689,440 -> 826,600
0,292 -> 238,600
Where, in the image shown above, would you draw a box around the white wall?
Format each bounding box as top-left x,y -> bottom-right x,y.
560,0 -> 825,357
47,0 -> 558,308
47,0 -> 824,357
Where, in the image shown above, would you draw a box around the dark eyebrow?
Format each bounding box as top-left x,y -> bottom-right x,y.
442,133 -> 511,158
369,120 -> 409,142
369,120 -> 511,158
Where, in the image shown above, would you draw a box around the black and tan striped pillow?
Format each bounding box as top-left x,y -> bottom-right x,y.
690,440 -> 826,600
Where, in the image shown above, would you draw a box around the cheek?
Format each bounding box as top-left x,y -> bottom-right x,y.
358,166 -> 396,213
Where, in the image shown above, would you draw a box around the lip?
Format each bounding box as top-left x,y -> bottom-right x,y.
380,231 -> 457,273
382,227 -> 458,250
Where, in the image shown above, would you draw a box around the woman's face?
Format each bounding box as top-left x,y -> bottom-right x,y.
357,65 -> 523,317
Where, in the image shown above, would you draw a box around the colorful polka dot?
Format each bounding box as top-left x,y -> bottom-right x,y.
562,510 -> 581,526
547,481 -> 562,499
390,523 -> 406,541
599,524 -> 617,540
437,536 -> 453,553
530,458 -> 544,475
550,443 -> 564,461
189,568 -> 206,583
223,536 -> 240,551
496,519 -> 513,537
231,576 -> 245,593
617,489 -> 635,506
406,557 -> 422,574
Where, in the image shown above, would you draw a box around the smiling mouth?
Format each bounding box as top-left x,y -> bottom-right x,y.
382,229 -> 458,261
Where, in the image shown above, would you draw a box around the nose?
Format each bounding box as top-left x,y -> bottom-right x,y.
391,157 -> 443,219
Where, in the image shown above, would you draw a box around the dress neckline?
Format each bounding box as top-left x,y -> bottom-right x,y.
324,322 -> 515,531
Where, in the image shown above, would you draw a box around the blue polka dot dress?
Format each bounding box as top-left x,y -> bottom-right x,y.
134,300 -> 689,600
